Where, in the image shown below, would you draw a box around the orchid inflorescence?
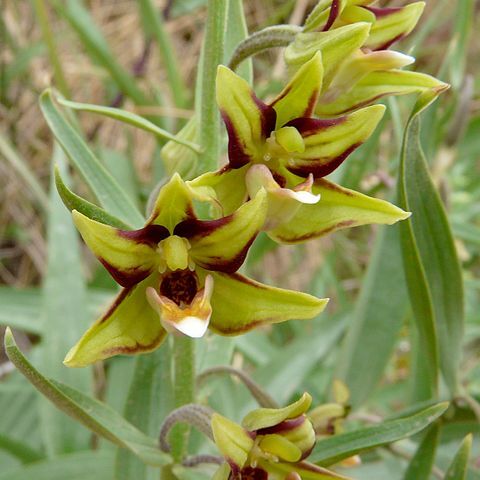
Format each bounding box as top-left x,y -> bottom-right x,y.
56,1 -> 447,477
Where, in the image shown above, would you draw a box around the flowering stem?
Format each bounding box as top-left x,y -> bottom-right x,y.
169,336 -> 196,462
197,0 -> 228,172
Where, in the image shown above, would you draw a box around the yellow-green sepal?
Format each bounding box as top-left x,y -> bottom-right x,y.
271,52 -> 323,128
200,270 -> 328,335
72,210 -> 161,287
211,413 -> 254,469
243,393 -> 312,431
316,70 -> 449,116
148,173 -> 196,231
64,274 -> 167,367
179,189 -> 267,272
364,2 -> 425,50
216,65 -> 276,167
258,434 -> 302,462
269,178 -> 410,244
303,0 -> 348,32
285,23 -> 371,87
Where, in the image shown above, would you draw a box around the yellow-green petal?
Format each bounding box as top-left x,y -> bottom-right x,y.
271,52 -> 323,128
211,413 -> 254,469
177,189 -> 267,272
259,434 -> 302,462
243,393 -> 312,431
199,270 -> 328,335
216,65 -> 276,167
269,178 -> 410,244
64,274 -> 166,367
72,210 -> 162,287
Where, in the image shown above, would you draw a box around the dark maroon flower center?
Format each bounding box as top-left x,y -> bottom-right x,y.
231,466 -> 268,480
159,269 -> 198,306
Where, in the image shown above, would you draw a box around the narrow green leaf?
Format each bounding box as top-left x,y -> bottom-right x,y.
310,402 -> 449,466
0,451 -> 114,480
403,423 -> 440,480
4,328 -> 171,467
54,166 -> 130,229
57,97 -> 201,153
52,0 -> 150,106
0,132 -> 49,213
0,435 -> 44,463
336,225 -> 407,408
39,146 -> 91,454
39,89 -> 144,227
399,91 -> 464,397
444,434 -> 472,480
115,347 -> 173,480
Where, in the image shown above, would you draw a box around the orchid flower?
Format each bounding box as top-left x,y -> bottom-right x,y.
211,393 -> 350,480
64,175 -> 328,367
190,53 -> 409,243
282,1 -> 449,117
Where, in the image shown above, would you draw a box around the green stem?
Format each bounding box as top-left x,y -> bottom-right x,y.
32,0 -> 70,97
197,0 -> 229,173
170,336 -> 195,462
138,0 -> 188,108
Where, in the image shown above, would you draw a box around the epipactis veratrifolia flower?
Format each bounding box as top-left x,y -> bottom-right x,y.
190,53 -> 410,243
285,1 -> 449,117
211,393 -> 350,480
64,175 -> 328,367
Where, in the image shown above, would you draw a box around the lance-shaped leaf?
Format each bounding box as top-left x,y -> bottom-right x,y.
199,269 -> 328,334
317,70 -> 449,116
175,189 -> 267,272
4,328 -> 170,466
285,23 -> 371,86
444,434 -> 472,480
72,210 -> 168,287
269,177 -> 410,243
283,104 -> 385,177
216,65 -> 276,167
64,275 -> 167,367
242,393 -> 312,431
363,2 -> 425,50
271,52 -> 323,128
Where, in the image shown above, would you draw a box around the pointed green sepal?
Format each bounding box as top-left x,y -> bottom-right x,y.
269,177 -> 410,243
243,393 -> 312,431
202,270 -> 328,334
364,2 -> 425,50
316,70 -> 449,116
271,52 -> 323,128
72,210 -> 166,287
216,65 -> 276,167
64,275 -> 167,367
211,413 -> 254,469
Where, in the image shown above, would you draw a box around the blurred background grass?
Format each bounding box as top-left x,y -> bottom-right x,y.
1,0 -> 480,478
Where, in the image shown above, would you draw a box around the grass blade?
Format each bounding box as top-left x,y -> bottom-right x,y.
0,435 -> 43,463
445,434 -> 472,480
4,328 -> 171,467
40,89 -> 145,227
310,402 -> 449,466
403,423 -> 440,480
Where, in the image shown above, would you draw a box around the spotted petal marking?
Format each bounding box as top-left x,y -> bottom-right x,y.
72,210 -> 167,287
64,274 -> 167,367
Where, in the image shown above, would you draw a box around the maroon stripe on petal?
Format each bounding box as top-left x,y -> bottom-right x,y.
252,94 -> 277,138
98,287 -> 131,324
221,111 -> 253,169
364,5 -> 403,18
256,416 -> 306,435
118,224 -> 169,247
99,258 -> 152,288
375,33 -> 405,51
323,0 -> 340,31
174,216 -> 231,239
285,116 -> 347,137
287,143 -> 360,179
